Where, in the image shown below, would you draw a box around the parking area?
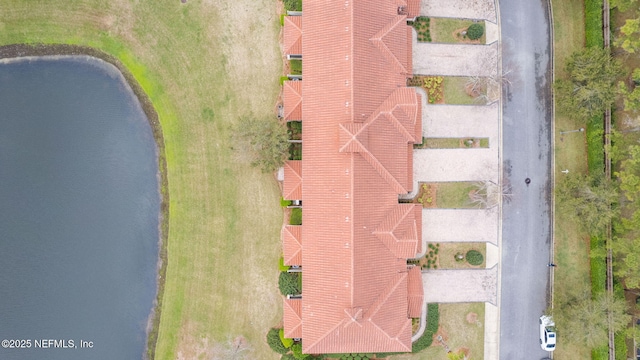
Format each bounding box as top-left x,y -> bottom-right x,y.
419,0 -> 496,22
422,266 -> 498,305
423,103 -> 499,140
422,208 -> 498,245
413,41 -> 498,77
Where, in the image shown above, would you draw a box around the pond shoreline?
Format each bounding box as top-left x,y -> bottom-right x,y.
0,43 -> 170,360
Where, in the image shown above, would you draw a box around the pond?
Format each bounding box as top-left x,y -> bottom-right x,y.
0,56 -> 160,359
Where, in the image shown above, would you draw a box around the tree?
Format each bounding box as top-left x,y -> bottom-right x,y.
610,0 -> 638,10
612,235 -> 640,288
555,47 -> 623,119
466,23 -> 484,40
233,115 -> 289,173
615,145 -> 640,202
555,293 -> 631,348
278,271 -> 301,296
556,173 -> 618,236
616,18 -> 640,54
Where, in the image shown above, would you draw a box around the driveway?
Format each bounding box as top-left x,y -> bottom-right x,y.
422,208 -> 498,245
419,0 -> 497,22
422,266 -> 498,305
412,148 -> 499,183
413,41 -> 498,77
423,103 -> 499,140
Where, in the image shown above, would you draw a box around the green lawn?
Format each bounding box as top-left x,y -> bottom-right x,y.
0,1 -> 284,359
395,303 -> 485,360
443,76 -> 478,105
435,182 -> 477,209
430,18 -> 486,44
551,0 -> 593,359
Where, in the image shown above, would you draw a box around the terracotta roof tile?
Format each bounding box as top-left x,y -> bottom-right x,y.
282,225 -> 302,266
283,160 -> 302,200
283,16 -> 302,55
284,298 -> 303,338
282,0 -> 423,354
406,0 -> 420,18
407,266 -> 423,318
283,81 -> 303,121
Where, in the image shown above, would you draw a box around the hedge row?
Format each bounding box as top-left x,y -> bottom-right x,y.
412,303 -> 439,353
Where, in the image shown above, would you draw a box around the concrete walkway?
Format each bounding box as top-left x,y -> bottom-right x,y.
422,266 -> 498,305
422,208 -> 498,245
419,0 -> 497,22
423,103 -> 499,140
413,41 -> 498,77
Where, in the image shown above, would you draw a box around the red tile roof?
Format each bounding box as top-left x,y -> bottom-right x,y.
283,160 -> 302,200
284,298 -> 303,338
283,16 -> 302,55
283,81 -> 303,121
280,0 -> 423,354
282,225 -> 302,266
407,266 -> 424,318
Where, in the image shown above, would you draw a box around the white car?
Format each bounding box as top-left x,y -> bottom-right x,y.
539,315 -> 556,351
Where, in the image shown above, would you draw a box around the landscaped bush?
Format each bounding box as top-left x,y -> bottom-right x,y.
267,328 -> 289,354
281,197 -> 292,207
466,250 -> 483,265
279,257 -> 291,272
290,208 -> 302,225
281,354 -> 297,360
278,271 -> 301,295
279,329 -> 294,348
283,0 -> 302,12
339,354 -> 373,360
412,303 -> 439,353
466,23 -> 484,40
291,343 -> 310,359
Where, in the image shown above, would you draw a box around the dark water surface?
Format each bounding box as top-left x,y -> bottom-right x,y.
0,57 -> 160,360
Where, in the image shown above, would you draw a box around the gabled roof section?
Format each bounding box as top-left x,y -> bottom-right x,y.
284,298 -> 303,338
407,266 -> 423,318
283,160 -> 302,200
373,204 -> 421,258
283,81 -> 303,121
283,16 -> 302,55
304,273 -> 413,354
282,225 -> 302,266
370,15 -> 411,75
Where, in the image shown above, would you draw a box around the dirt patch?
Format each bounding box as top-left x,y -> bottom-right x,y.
466,312 -> 478,324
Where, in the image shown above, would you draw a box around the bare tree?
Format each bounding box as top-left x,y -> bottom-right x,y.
470,180 -> 512,208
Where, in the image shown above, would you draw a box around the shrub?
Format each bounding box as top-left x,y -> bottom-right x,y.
467,23 -> 484,40
291,343 -> 309,359
267,328 -> 288,354
283,0 -> 302,11
279,329 -> 294,348
290,208 -> 302,225
281,197 -> 292,207
279,271 -> 301,295
413,303 -> 439,353
466,250 -> 484,265
282,354 -> 297,360
279,257 -> 291,272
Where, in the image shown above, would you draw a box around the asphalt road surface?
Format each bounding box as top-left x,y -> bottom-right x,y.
499,0 -> 554,359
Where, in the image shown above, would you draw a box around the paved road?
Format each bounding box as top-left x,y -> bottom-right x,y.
499,0 -> 554,359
